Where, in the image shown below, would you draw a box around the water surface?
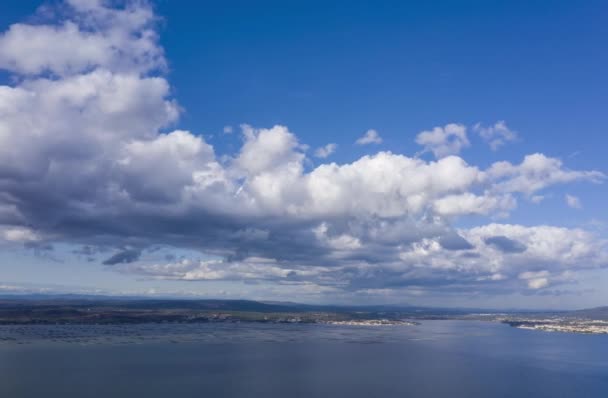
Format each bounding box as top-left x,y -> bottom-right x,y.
1,320 -> 607,397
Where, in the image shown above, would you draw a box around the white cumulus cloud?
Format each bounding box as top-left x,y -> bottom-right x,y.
565,194 -> 582,209
0,1 -> 606,300
314,143 -> 337,158
415,123 -> 469,158
473,121 -> 518,150
356,129 -> 382,145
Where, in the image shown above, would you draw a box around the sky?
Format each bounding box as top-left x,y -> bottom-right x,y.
0,0 -> 607,309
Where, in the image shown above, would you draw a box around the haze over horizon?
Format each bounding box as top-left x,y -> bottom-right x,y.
0,0 -> 607,310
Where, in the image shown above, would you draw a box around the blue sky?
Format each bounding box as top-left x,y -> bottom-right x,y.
164,0 -> 608,224
0,0 -> 606,309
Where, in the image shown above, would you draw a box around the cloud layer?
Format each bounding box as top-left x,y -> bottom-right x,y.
0,1 -> 606,301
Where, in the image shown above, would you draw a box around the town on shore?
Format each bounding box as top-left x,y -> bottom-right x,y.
1,296 -> 607,335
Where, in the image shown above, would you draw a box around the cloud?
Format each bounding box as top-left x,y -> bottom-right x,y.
432,192 -> 516,217
473,121 -> 517,150
121,257 -> 308,282
2,227 -> 40,243
485,153 -> 605,196
518,271 -> 550,289
530,195 -> 545,204
223,125 -> 233,134
438,232 -> 474,251
484,236 -> 527,253
415,123 -> 469,158
236,124 -> 304,176
120,223 -> 607,295
0,1 -> 606,300
102,249 -> 141,265
314,143 -> 337,158
0,0 -> 164,77
565,194 -> 582,209
117,130 -> 217,203
355,129 -> 382,145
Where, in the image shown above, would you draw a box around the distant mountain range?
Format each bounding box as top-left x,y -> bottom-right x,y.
0,292 -> 602,317
572,306 -> 608,319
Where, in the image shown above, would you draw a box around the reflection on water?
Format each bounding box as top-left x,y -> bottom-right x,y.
1,321 -> 607,397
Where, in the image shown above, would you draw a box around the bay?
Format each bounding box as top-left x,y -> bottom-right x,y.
1,320 -> 607,397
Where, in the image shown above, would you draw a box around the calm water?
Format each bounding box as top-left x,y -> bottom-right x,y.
1,320 -> 607,397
